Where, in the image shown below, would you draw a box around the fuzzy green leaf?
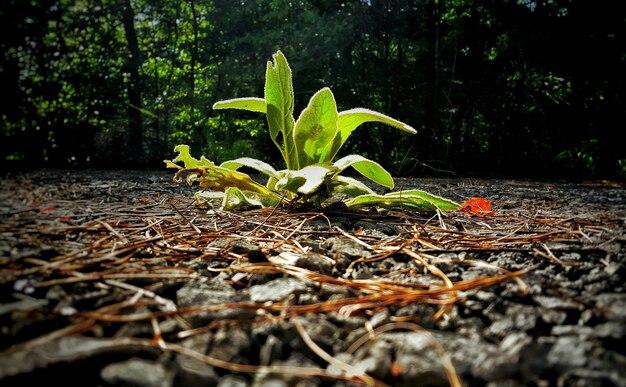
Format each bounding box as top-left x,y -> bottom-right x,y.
220,157 -> 278,179
265,50 -> 297,169
332,176 -> 375,197
345,190 -> 461,213
222,187 -> 280,210
384,189 -> 461,212
324,108 -> 417,161
294,88 -> 339,167
275,164 -> 336,195
333,154 -> 394,189
164,145 -> 277,198
212,97 -> 266,113
165,144 -> 213,169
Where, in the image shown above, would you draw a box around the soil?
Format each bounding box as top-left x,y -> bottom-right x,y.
0,169 -> 624,387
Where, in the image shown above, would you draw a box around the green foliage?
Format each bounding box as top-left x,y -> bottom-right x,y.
345,190 -> 461,213
166,51 -> 459,213
214,51 -> 416,171
2,1 -> 624,177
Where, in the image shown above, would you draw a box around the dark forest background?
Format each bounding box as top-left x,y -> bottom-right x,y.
1,0 -> 624,178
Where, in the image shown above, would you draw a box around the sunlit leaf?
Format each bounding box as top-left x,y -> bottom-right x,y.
222,187 -> 280,209
265,50 -> 297,169
332,176 -> 375,197
345,190 -> 461,213
324,108 -> 417,161
212,97 -> 266,113
333,154 -> 394,189
220,157 -> 278,179
164,145 -> 278,198
294,88 -> 339,167
165,144 -> 213,169
275,164 -> 336,195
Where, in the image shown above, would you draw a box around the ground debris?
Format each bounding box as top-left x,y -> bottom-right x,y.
0,170 -> 625,386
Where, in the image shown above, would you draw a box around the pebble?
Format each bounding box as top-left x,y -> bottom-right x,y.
249,278 -> 308,303
100,358 -> 174,387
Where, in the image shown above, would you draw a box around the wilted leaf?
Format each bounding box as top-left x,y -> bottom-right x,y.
164,145 -> 278,199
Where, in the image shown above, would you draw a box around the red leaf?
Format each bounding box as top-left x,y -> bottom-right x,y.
137,196 -> 151,202
390,361 -> 403,377
461,197 -> 496,216
38,207 -> 57,214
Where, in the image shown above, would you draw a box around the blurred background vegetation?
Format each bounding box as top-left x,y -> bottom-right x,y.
1,0 -> 624,178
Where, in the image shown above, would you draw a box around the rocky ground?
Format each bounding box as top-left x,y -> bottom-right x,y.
0,169 -> 624,386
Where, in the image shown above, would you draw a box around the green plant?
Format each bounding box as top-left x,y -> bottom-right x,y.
166,51 -> 460,213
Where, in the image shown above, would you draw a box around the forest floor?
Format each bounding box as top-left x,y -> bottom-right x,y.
0,169 -> 625,387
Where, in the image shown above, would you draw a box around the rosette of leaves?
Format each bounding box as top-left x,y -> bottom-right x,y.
166,51 -> 460,213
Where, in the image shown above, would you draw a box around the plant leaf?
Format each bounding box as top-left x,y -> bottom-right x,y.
222,187 -> 280,210
220,157 -> 278,179
332,176 -> 375,197
265,50 -> 297,169
333,154 -> 394,189
345,190 -> 460,213
164,146 -> 277,198
384,189 -> 461,212
212,97 -> 266,113
275,164 -> 336,195
164,144 -> 213,169
324,108 -> 417,161
294,87 -> 339,167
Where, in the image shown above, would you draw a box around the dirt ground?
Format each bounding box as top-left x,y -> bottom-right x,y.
0,169 -> 624,386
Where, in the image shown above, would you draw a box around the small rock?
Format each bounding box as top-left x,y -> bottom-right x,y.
557,368 -> 622,387
100,358 -> 174,387
321,237 -> 371,260
176,334 -> 218,385
259,334 -> 283,366
551,325 -> 595,337
592,293 -> 626,321
0,297 -> 48,316
352,339 -> 393,379
546,336 -> 589,370
486,304 -> 538,338
539,307 -> 568,325
295,253 -> 333,275
533,295 -> 580,309
255,353 -> 321,386
593,321 -> 625,339
229,239 -> 268,263
217,375 -> 249,387
368,309 -> 390,328
350,265 -> 372,279
176,279 -> 252,326
382,332 -> 448,386
249,278 -> 308,303
208,325 -> 252,363
353,220 -> 402,236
